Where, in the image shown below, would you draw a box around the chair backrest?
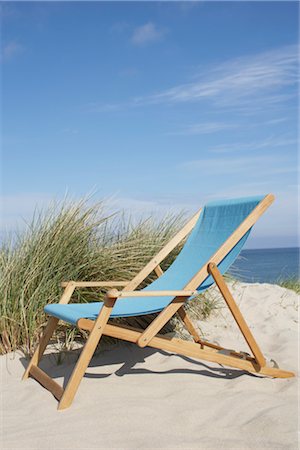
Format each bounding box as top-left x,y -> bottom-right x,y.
144,195 -> 265,293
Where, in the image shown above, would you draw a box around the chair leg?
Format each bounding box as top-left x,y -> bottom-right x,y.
208,262 -> 266,367
58,298 -> 116,410
23,317 -> 59,380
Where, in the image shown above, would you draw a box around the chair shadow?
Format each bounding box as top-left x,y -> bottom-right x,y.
20,342 -> 257,389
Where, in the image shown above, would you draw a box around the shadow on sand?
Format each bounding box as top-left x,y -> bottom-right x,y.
20,341 -> 257,390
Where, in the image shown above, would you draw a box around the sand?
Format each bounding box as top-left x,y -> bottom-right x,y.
1,282 -> 298,449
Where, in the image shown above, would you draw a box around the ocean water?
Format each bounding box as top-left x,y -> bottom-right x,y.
228,247 -> 299,283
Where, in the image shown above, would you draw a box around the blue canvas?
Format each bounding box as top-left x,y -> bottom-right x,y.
45,196 -> 264,325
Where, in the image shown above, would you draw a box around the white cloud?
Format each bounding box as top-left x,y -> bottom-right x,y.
168,121 -> 236,135
132,44 -> 298,112
87,44 -> 298,116
180,154 -> 296,176
265,117 -> 288,126
131,22 -> 166,46
208,136 -> 297,153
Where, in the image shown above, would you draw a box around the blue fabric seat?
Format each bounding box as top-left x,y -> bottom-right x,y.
45,196 -> 263,325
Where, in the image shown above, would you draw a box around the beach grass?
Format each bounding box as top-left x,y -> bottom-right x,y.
0,198 -> 193,355
278,278 -> 300,294
1,198 -> 296,356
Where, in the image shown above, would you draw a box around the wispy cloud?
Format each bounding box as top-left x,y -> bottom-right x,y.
168,121 -> 236,136
180,154 -> 296,176
87,44 -> 298,115
143,45 -> 297,108
1,40 -> 24,61
131,22 -> 166,46
208,136 -> 297,153
265,117 -> 289,126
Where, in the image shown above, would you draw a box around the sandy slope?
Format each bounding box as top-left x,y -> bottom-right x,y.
1,282 -> 298,449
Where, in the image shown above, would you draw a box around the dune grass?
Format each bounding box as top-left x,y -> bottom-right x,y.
0,198 -> 217,356
278,278 -> 300,294
1,198 -> 298,356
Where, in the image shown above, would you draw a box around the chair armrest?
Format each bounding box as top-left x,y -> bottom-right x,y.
61,281 -> 128,288
106,289 -> 198,299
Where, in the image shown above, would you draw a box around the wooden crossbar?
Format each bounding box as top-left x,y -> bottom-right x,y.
30,365 -> 64,400
102,324 -> 294,378
61,281 -> 128,288
75,321 -> 294,378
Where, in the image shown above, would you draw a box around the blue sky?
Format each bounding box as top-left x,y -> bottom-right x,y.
1,1 -> 298,248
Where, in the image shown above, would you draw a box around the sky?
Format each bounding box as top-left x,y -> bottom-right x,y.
1,1 -> 299,248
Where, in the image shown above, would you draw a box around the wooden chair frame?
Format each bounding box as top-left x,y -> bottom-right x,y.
23,194 -> 294,410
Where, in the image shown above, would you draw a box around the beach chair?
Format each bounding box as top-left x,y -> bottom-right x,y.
23,194 -> 294,409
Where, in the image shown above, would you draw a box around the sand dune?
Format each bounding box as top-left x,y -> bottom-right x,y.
1,282 -> 298,449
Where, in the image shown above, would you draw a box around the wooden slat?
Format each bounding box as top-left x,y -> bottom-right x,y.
77,318 -> 254,362
106,289 -> 197,299
61,281 -> 128,288
77,318 -> 96,330
185,194 -> 274,291
30,365 -> 64,400
124,209 -> 201,291
101,323 -> 294,379
208,262 -> 266,367
200,341 -> 253,361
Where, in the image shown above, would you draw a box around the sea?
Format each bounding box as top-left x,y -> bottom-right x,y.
228,247 -> 299,284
